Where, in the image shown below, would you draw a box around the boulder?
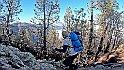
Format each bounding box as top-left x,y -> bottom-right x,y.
0,44 -> 57,70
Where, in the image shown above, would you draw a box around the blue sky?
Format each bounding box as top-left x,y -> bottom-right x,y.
19,0 -> 124,23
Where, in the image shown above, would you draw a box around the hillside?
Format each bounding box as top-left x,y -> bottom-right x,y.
1,44 -> 124,70
0,44 -> 56,70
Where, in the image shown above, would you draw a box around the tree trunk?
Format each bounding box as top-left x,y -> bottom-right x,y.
43,1 -> 46,50
88,0 -> 93,49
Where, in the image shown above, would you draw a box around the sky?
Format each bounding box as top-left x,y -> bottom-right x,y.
18,0 -> 124,23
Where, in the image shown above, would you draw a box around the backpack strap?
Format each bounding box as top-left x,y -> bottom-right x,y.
74,45 -> 82,48
71,39 -> 78,42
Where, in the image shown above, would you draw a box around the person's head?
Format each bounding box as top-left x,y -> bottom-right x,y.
62,31 -> 68,38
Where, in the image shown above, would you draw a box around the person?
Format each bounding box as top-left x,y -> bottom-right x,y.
54,31 -> 78,70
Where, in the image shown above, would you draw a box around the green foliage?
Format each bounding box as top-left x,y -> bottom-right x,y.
32,0 -> 60,50
64,6 -> 86,32
1,0 -> 22,22
33,0 -> 60,26
96,0 -> 119,14
25,29 -> 31,42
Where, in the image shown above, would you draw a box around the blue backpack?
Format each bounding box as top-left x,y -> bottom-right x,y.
70,32 -> 83,52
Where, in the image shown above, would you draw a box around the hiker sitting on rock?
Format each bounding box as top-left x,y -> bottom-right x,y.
54,31 -> 83,70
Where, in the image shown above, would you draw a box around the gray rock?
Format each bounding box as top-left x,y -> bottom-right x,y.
15,52 -> 38,69
0,57 -> 8,64
16,52 -> 36,61
95,65 -> 105,69
40,63 -> 57,70
104,66 -> 111,70
0,51 -> 6,56
0,44 -> 57,70
0,57 -> 12,70
86,66 -> 95,70
111,67 -> 124,70
111,63 -> 122,68
8,46 -> 20,52
120,64 -> 124,68
19,66 -> 33,70
0,66 -> 13,70
8,54 -> 25,69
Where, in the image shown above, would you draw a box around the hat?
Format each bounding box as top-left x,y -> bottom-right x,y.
62,31 -> 68,37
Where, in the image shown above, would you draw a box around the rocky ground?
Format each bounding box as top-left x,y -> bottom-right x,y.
77,44 -> 124,70
0,44 -> 124,70
77,63 -> 124,70
0,44 -> 56,70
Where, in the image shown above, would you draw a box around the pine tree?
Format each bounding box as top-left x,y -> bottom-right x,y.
0,0 -> 22,45
94,0 -> 124,61
33,0 -> 60,50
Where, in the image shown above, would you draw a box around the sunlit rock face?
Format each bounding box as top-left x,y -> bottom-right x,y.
0,44 -> 57,70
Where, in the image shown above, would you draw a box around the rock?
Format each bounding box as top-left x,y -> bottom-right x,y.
40,63 -> 56,70
111,63 -> 122,68
0,44 -> 57,70
104,66 -> 111,70
15,52 -> 39,69
8,45 -> 20,52
0,57 -> 8,64
95,65 -> 105,70
0,45 -> 25,69
16,52 -> 35,61
0,57 -> 12,70
0,66 -> 13,70
82,66 -> 95,70
8,54 -> 25,69
0,51 -> 6,56
111,67 -> 124,70
19,66 -> 33,70
120,64 -> 124,68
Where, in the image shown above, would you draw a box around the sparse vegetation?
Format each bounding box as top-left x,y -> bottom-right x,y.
0,0 -> 124,70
